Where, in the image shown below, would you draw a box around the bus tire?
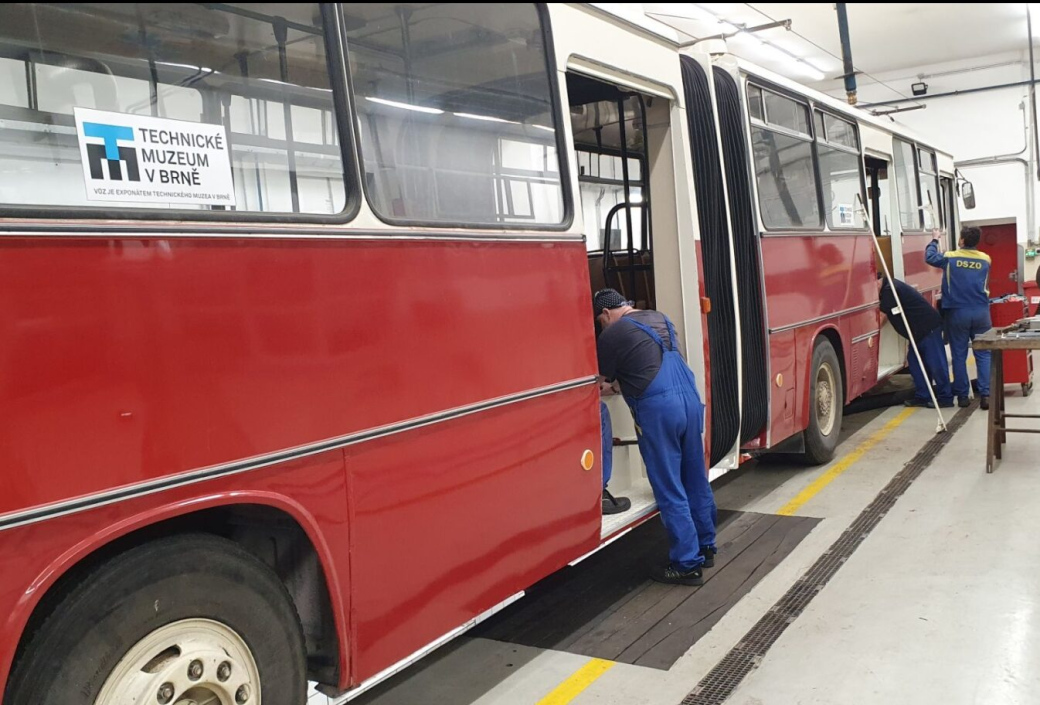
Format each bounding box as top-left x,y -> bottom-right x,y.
802,337 -> 843,465
4,533 -> 307,705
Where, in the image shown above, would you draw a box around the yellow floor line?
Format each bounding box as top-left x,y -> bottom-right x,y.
536,658 -> 615,705
777,408 -> 918,516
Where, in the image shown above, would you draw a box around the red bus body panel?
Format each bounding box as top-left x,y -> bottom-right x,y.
903,231 -> 943,304
759,232 -> 879,443
0,234 -> 601,690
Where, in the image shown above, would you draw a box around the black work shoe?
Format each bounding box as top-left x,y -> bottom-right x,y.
700,546 -> 717,568
602,489 -> 631,515
904,398 -> 929,408
980,396 -> 990,410
651,563 -> 704,586
958,397 -> 971,408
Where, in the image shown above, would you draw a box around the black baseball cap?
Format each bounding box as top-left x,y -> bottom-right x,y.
593,288 -> 632,317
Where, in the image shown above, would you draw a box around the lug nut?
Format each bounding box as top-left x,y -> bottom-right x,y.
157,682 -> 175,704
187,659 -> 204,681
236,684 -> 251,704
217,661 -> 232,682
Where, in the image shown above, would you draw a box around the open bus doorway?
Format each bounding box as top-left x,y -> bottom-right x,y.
867,154 -> 910,379
566,71 -> 667,536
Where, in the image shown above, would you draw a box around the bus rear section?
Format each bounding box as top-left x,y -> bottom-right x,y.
688,57 -> 886,463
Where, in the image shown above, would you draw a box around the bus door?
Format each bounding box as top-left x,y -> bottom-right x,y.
866,154 -> 908,378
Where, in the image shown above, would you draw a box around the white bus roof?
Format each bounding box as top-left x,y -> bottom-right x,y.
576,4 -> 954,162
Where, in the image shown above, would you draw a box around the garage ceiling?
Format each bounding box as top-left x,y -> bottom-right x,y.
634,3 -> 1035,99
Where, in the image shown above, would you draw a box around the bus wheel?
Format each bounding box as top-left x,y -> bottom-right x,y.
803,337 -> 844,465
5,534 -> 307,705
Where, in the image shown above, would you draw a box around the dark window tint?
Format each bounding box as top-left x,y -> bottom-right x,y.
345,3 -> 564,227
0,3 -> 347,214
751,127 -> 821,229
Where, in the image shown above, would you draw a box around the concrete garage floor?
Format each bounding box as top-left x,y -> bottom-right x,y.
311,372 -> 1039,705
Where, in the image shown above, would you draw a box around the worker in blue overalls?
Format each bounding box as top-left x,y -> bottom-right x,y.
594,289 -> 717,586
926,225 -> 992,410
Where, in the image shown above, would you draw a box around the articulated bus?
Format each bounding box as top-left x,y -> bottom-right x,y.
0,3 -> 967,703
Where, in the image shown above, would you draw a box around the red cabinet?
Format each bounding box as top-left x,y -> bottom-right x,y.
969,218 -> 1034,393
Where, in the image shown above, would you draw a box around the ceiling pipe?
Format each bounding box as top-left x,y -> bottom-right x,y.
835,3 -> 857,105
861,79 -> 1040,107
677,18 -> 791,47
1028,4 -> 1039,181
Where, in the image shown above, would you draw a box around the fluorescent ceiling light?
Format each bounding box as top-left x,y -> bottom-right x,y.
366,97 -> 443,114
455,112 -> 516,124
796,61 -> 827,81
530,125 -> 556,132
731,30 -> 763,45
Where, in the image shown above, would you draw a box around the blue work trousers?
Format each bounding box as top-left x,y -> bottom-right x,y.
947,307 -> 992,398
624,318 -> 717,570
907,328 -> 953,405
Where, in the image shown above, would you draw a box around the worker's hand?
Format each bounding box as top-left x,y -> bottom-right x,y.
599,380 -> 618,396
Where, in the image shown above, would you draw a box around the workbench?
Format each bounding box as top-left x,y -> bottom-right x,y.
973,325 -> 1040,473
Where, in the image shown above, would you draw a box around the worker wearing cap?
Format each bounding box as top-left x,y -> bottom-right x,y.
877,273 -> 953,408
593,288 -> 716,586
926,225 -> 992,409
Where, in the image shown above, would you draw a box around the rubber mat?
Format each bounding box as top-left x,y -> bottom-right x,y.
473,510 -> 819,671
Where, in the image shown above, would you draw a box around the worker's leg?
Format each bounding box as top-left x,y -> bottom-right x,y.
969,307 -> 993,398
634,395 -> 702,569
947,308 -> 972,400
906,338 -> 932,404
920,328 -> 954,405
600,401 -> 613,489
679,393 -> 716,550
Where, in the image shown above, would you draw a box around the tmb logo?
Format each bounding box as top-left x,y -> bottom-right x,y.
82,122 -> 140,182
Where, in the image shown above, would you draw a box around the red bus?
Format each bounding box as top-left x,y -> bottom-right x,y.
696,57 -> 961,467
0,4 -> 965,703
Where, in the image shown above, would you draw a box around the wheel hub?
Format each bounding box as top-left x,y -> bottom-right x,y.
816,363 -> 837,436
94,619 -> 260,705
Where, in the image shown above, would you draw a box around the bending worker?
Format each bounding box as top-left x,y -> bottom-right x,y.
926,226 -> 992,410
593,288 -> 717,586
878,273 -> 953,408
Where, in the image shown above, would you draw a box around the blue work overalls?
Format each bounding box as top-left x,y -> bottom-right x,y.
623,316 -> 717,569
600,401 -> 613,489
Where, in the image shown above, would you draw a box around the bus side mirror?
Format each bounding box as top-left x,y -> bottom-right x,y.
961,180 -> 976,210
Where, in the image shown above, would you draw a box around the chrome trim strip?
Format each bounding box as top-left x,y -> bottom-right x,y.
769,302 -> 878,334
852,330 -> 881,344
0,228 -> 584,244
0,376 -> 597,533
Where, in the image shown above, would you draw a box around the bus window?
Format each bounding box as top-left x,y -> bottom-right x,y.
893,138 -> 921,230
344,3 -> 565,227
577,150 -> 643,252
815,111 -> 867,230
748,85 -> 821,230
0,3 -> 348,216
918,148 -> 940,230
